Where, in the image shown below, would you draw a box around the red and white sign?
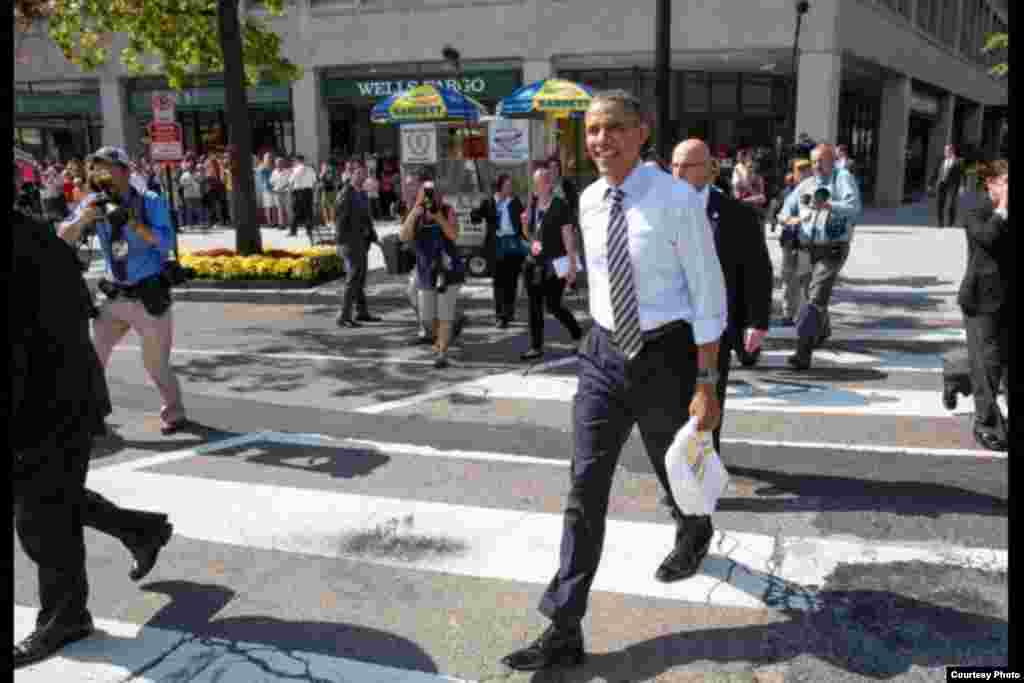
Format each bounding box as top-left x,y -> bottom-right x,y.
151,92 -> 177,124
148,122 -> 183,161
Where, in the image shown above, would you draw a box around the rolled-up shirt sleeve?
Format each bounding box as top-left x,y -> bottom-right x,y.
674,203 -> 728,345
830,171 -> 862,222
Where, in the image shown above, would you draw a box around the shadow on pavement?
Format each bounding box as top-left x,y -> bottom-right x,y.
61,580 -> 441,677
526,561 -> 1006,681
91,422 -> 241,460
716,465 -> 1008,518
201,441 -> 391,480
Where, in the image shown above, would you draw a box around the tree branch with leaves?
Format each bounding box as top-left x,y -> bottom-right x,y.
983,31 -> 1008,78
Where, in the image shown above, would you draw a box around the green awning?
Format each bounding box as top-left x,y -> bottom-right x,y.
16,93 -> 102,116
129,85 -> 291,114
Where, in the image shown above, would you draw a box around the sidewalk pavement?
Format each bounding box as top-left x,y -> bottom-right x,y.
84,199 -> 967,316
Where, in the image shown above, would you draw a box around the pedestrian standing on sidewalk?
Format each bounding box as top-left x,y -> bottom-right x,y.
776,159 -> 814,325
520,167 -> 583,361
178,162 -> 205,229
958,158 -> 1009,452
257,153 -> 276,227
930,144 -> 964,228
319,159 -> 339,229
269,157 -> 293,230
335,161 -> 381,328
12,172 -> 174,670
57,146 -> 188,435
777,143 -> 862,369
289,154 -> 318,243
502,91 -> 727,672
472,173 -> 527,328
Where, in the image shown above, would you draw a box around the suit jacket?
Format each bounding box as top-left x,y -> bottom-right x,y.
958,204 -> 1009,315
334,183 -> 376,249
931,157 -> 964,190
707,187 -> 774,346
474,195 -> 525,259
10,211 -> 111,462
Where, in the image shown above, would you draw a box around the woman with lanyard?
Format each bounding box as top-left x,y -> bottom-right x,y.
399,172 -> 466,369
520,166 -> 582,361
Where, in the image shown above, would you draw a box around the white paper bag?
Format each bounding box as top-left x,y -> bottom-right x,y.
665,416 -> 730,516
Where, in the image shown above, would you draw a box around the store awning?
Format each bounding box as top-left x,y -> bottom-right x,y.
16,92 -> 102,117
129,85 -> 291,114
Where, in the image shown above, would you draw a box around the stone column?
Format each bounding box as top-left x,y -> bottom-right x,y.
522,59 -> 552,85
963,102 -> 985,151
953,0 -> 965,53
794,51 -> 841,145
926,93 -> 955,186
292,68 -> 321,164
100,73 -> 127,149
874,74 -> 911,207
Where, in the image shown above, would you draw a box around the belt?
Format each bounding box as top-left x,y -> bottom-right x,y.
598,318 -> 693,348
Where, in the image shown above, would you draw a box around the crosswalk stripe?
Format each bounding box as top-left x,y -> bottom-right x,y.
85,436 -> 1007,614
13,606 -> 471,683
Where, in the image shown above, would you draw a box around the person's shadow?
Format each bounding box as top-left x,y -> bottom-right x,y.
42,580 -> 441,680
521,556 -> 1007,681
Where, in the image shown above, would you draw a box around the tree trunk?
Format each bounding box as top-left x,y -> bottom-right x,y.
217,0 -> 261,256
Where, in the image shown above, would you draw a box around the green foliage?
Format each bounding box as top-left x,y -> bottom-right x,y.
42,0 -> 302,89
983,31 -> 1008,78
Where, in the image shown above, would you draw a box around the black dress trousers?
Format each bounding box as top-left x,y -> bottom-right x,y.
538,322 -> 698,624
14,431 -> 169,631
964,309 -> 1009,438
493,254 -> 525,321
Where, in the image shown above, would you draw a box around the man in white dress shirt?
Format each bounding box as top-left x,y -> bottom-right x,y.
289,155 -> 318,243
502,90 -> 728,672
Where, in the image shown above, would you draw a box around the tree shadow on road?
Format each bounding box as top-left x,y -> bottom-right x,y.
199,441 -> 391,480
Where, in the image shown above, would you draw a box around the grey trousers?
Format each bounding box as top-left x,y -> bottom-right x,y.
795,242 -> 850,354
338,243 -> 370,321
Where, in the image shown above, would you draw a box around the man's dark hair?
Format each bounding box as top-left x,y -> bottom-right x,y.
590,89 -> 647,123
493,173 -> 511,193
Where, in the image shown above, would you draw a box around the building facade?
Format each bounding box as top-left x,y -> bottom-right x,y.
15,0 -> 1008,206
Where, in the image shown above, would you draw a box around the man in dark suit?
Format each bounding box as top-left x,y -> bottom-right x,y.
930,144 -> 964,228
11,172 -> 174,669
672,139 -> 774,452
334,160 -> 380,328
471,173 -> 526,328
957,159 -> 1009,451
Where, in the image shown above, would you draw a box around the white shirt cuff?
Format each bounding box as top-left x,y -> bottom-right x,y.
691,315 -> 728,346
995,208 -> 1008,220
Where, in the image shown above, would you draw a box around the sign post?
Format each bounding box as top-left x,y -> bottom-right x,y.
150,92 -> 183,257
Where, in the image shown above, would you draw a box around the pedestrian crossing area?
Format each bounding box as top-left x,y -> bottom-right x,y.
15,323 -> 1009,681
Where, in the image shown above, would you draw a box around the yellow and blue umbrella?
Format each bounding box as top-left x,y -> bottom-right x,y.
496,78 -> 594,118
371,84 -> 487,124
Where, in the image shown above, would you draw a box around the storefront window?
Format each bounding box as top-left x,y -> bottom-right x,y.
741,76 -> 773,114
710,75 -> 739,112
684,73 -> 709,113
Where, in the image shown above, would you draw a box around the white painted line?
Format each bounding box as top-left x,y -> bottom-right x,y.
86,457 -> 1007,613
765,327 -> 964,342
433,373 -> 973,418
13,606 -> 472,683
115,346 -> 517,370
751,349 -> 944,374
720,438 -> 1005,460
266,432 -> 568,468
90,432 -> 270,474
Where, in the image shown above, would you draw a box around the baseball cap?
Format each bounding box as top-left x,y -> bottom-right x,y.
88,146 -> 131,168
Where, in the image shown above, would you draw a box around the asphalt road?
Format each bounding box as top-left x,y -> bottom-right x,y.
14,230 -> 1012,682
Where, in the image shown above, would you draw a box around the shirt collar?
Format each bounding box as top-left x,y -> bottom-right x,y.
599,160 -> 649,202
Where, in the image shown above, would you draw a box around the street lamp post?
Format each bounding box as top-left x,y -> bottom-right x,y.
655,0 -> 672,164
789,1 -> 811,146
442,45 -> 484,193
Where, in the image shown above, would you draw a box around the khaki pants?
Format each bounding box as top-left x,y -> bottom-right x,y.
780,243 -> 811,319
92,299 -> 185,428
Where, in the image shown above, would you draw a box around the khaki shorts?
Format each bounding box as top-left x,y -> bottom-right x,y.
418,286 -> 460,323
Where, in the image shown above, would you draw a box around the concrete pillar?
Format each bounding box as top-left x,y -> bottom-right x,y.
522,60 -> 552,85
292,69 -> 321,165
963,103 -> 984,150
794,51 -> 841,145
926,93 -> 955,185
953,0 -> 965,53
875,74 -> 911,207
100,74 -> 127,149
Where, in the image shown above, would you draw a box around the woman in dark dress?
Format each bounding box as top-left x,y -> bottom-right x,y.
520,167 -> 582,361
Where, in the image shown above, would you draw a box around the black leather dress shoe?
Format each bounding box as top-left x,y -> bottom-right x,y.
974,428 -> 1008,452
521,348 -> 544,361
14,617 -> 95,669
336,318 -> 362,328
786,353 -> 811,370
355,313 -> 382,322
128,521 -> 174,581
160,418 -> 189,436
501,622 -> 584,671
656,518 -> 713,583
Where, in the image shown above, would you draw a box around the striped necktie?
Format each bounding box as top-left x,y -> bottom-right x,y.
606,187 -> 643,359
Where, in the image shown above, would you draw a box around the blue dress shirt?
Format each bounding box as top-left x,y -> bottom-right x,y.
778,168 -> 862,244
64,188 -> 175,285
580,162 -> 728,345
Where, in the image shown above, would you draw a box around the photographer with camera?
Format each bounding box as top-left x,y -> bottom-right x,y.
776,143 -> 862,369
399,172 -> 465,369
57,146 -> 188,435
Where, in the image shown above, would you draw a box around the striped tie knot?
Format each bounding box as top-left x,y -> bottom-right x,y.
606,187 -> 625,205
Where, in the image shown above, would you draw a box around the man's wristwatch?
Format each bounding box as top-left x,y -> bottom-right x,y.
696,368 -> 719,386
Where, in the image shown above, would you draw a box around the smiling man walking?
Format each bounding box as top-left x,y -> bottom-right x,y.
501,91 -> 728,672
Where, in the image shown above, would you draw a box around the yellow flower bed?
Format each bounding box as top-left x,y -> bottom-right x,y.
180,247 -> 342,282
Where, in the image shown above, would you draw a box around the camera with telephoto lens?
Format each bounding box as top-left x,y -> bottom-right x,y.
87,170 -> 131,230
423,187 -> 437,214
813,187 -> 831,205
